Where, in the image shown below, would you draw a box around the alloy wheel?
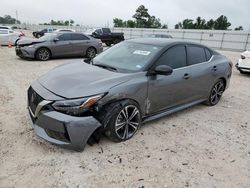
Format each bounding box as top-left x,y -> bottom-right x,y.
38,49 -> 50,61
87,48 -> 96,58
210,81 -> 224,105
115,105 -> 140,139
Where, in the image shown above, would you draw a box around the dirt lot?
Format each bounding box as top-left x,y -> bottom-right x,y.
0,45 -> 249,188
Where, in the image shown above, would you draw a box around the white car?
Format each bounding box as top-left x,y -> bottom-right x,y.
0,29 -> 25,46
236,50 -> 250,73
54,28 -> 76,32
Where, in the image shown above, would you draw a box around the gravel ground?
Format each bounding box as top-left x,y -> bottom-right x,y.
0,43 -> 249,188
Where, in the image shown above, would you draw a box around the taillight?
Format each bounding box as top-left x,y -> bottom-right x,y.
241,55 -> 246,59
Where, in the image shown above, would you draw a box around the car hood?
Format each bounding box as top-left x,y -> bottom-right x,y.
38,62 -> 132,99
17,37 -> 45,46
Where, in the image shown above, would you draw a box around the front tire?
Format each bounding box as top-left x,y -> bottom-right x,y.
205,79 -> 225,106
36,48 -> 51,61
103,100 -> 142,142
105,42 -> 112,47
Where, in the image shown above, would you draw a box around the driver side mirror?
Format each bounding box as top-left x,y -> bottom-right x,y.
148,65 -> 173,76
53,38 -> 59,42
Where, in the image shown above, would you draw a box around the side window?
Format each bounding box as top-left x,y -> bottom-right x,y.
205,48 -> 212,61
9,30 -> 14,33
58,33 -> 71,41
156,45 -> 187,69
71,34 -> 89,40
102,28 -> 111,33
96,29 -> 102,34
187,45 -> 207,65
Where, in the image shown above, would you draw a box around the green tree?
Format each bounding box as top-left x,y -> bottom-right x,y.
0,15 -> 20,24
194,17 -> 206,29
214,15 -> 231,30
126,20 -> 136,28
182,19 -> 194,29
64,20 -> 69,26
70,19 -> 74,26
133,5 -> 150,28
113,18 -> 124,27
161,24 -> 168,29
206,19 -> 215,29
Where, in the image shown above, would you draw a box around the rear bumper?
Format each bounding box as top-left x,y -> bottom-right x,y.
235,63 -> 250,72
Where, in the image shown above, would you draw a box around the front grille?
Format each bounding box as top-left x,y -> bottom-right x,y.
45,129 -> 70,143
28,87 -> 44,114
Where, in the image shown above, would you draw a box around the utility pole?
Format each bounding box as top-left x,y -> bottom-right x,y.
15,10 -> 18,24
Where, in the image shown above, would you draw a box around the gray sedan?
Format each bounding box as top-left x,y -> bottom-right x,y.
27,38 -> 232,151
16,32 -> 103,60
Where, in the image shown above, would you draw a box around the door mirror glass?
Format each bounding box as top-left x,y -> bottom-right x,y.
152,65 -> 173,76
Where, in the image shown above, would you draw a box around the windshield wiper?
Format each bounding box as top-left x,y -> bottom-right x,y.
94,63 -> 117,72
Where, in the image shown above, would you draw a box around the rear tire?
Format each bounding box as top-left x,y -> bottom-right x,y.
86,47 -> 96,58
102,100 -> 142,142
205,79 -> 225,106
35,48 -> 51,61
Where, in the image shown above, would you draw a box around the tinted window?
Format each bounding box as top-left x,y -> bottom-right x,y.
102,28 -> 111,33
71,33 -> 89,40
205,48 -> 212,61
58,33 -> 71,41
0,26 -> 9,29
155,45 -> 187,69
187,46 -> 207,65
96,29 -> 102,34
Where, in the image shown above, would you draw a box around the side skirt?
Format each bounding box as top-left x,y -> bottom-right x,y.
142,99 -> 206,124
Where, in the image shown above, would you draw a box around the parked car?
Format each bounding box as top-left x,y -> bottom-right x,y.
27,38 -> 232,151
86,28 -> 124,46
235,50 -> 250,74
16,32 -> 103,60
32,28 -> 55,38
0,29 -> 25,45
144,34 -> 173,38
54,29 -> 76,32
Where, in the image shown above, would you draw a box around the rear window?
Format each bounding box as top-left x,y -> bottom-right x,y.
58,33 -> 71,41
102,28 -> 111,33
71,33 -> 89,40
205,48 -> 212,61
187,45 -> 207,65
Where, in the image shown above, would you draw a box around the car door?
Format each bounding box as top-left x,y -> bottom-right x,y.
186,45 -> 216,99
70,33 -> 91,56
50,33 -> 73,57
147,45 -> 195,114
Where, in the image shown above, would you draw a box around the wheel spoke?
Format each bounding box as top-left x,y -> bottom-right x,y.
121,109 -> 127,119
116,121 -> 126,131
129,108 -> 139,121
129,121 -> 138,130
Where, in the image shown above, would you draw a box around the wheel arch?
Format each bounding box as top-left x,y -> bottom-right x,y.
218,77 -> 227,91
35,46 -> 52,58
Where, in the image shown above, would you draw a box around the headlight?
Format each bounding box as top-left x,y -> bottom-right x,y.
52,94 -> 104,116
28,45 -> 34,48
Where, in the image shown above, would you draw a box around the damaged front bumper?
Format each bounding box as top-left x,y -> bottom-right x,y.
27,82 -> 102,151
16,46 -> 36,59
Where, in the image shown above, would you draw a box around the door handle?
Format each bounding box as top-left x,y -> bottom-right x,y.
183,73 -> 190,79
212,66 -> 217,71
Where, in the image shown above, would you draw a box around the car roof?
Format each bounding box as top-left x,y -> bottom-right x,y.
127,38 -> 209,48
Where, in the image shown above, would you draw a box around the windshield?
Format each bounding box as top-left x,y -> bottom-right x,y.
93,41 -> 163,72
39,33 -> 57,41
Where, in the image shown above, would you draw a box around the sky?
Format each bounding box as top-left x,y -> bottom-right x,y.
1,0 -> 250,29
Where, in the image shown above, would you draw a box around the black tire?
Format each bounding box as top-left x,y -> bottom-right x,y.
105,42 -> 112,47
36,34 -> 41,38
113,39 -> 120,44
86,47 -> 96,58
102,100 -> 142,142
239,70 -> 246,74
205,79 -> 225,106
35,48 -> 51,61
